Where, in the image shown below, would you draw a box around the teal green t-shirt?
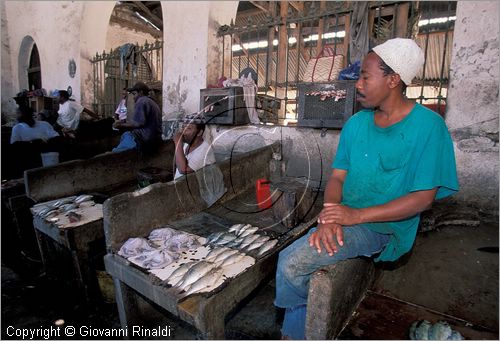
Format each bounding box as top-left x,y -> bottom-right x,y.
332,103 -> 459,262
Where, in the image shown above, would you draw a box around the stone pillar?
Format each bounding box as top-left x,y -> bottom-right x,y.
446,1 -> 499,209
162,1 -> 237,121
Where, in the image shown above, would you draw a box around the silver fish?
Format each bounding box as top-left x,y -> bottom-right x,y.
167,261 -> 197,283
59,203 -> 78,212
228,223 -> 245,234
213,232 -> 238,246
238,226 -> 259,238
235,224 -> 252,236
205,247 -> 230,261
243,240 -> 267,252
240,233 -> 261,246
184,268 -> 223,296
37,207 -> 52,217
177,261 -> 216,291
212,249 -> 239,264
74,194 -> 93,204
218,253 -> 246,268
225,240 -> 241,248
205,231 -> 225,245
51,196 -> 77,208
256,239 -> 278,256
253,235 -> 271,244
42,209 -> 59,219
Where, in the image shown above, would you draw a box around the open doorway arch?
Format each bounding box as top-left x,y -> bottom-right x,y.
18,35 -> 40,91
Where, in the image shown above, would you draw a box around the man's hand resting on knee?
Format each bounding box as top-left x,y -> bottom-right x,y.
308,223 -> 344,256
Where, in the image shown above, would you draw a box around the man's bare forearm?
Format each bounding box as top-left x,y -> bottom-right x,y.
323,169 -> 346,205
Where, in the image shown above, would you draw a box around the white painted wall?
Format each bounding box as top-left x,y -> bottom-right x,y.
446,1 -> 499,209
161,1 -> 238,120
4,1 -> 84,105
1,0 -> 17,118
105,22 -> 158,51
80,2 -> 116,107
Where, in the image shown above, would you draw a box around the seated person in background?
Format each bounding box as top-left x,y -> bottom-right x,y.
173,113 -> 216,179
10,106 -> 59,144
112,82 -> 162,153
114,87 -> 129,123
56,90 -> 100,138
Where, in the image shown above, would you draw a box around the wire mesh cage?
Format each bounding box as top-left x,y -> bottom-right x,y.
199,87 -> 250,125
297,80 -> 357,129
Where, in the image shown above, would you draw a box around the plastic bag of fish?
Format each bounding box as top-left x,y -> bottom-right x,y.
118,227 -> 201,270
205,223 -> 278,257
409,320 -> 463,340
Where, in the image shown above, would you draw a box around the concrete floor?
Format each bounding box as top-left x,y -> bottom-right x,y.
2,204 -> 498,340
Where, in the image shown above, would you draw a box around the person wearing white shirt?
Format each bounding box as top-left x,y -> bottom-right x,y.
10,106 -> 59,143
114,88 -> 129,122
56,90 -> 100,138
173,113 -> 216,179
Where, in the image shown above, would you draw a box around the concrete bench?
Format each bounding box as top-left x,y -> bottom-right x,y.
23,141 -> 175,303
305,258 -> 376,339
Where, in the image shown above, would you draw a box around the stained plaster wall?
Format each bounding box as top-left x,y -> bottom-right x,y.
1,1 -> 115,116
105,22 -> 158,52
1,1 -> 17,118
162,1 -> 238,120
3,2 -> 84,106
446,1 -> 499,209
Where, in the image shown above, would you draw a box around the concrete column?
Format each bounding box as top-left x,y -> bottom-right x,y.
446,1 -> 499,209
162,1 -> 237,120
1,1 -> 17,118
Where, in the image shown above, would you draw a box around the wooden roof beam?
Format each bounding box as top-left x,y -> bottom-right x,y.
131,1 -> 163,30
289,1 -> 304,13
249,1 -> 270,13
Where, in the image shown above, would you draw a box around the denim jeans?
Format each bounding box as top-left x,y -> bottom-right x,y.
275,225 -> 390,339
112,131 -> 137,152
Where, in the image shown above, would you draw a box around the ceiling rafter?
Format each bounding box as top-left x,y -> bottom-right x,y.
131,1 -> 163,30
249,1 -> 270,13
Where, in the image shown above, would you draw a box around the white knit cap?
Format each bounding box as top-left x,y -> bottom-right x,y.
372,38 -> 425,85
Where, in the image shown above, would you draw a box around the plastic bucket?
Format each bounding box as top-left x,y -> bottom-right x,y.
40,152 -> 59,167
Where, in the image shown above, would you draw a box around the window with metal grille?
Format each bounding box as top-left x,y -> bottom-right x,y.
217,1 -> 456,127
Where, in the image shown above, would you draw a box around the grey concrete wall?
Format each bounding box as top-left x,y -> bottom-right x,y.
103,143 -> 275,252
446,1 -> 499,210
25,141 -> 175,202
207,125 -> 341,188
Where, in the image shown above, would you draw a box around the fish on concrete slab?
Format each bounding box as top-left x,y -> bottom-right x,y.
218,253 -> 246,268
212,249 -> 239,264
184,268 -> 223,296
256,239 -> 278,257
228,223 -> 245,234
238,226 -> 259,238
176,261 -> 217,291
167,261 -> 198,286
205,246 -> 230,261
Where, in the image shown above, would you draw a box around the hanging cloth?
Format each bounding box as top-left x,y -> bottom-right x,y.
349,2 -> 370,65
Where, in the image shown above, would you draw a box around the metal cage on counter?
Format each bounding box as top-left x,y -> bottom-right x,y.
297,80 -> 358,129
199,87 -> 250,125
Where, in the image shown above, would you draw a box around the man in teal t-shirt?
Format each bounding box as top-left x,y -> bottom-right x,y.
274,38 -> 459,339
